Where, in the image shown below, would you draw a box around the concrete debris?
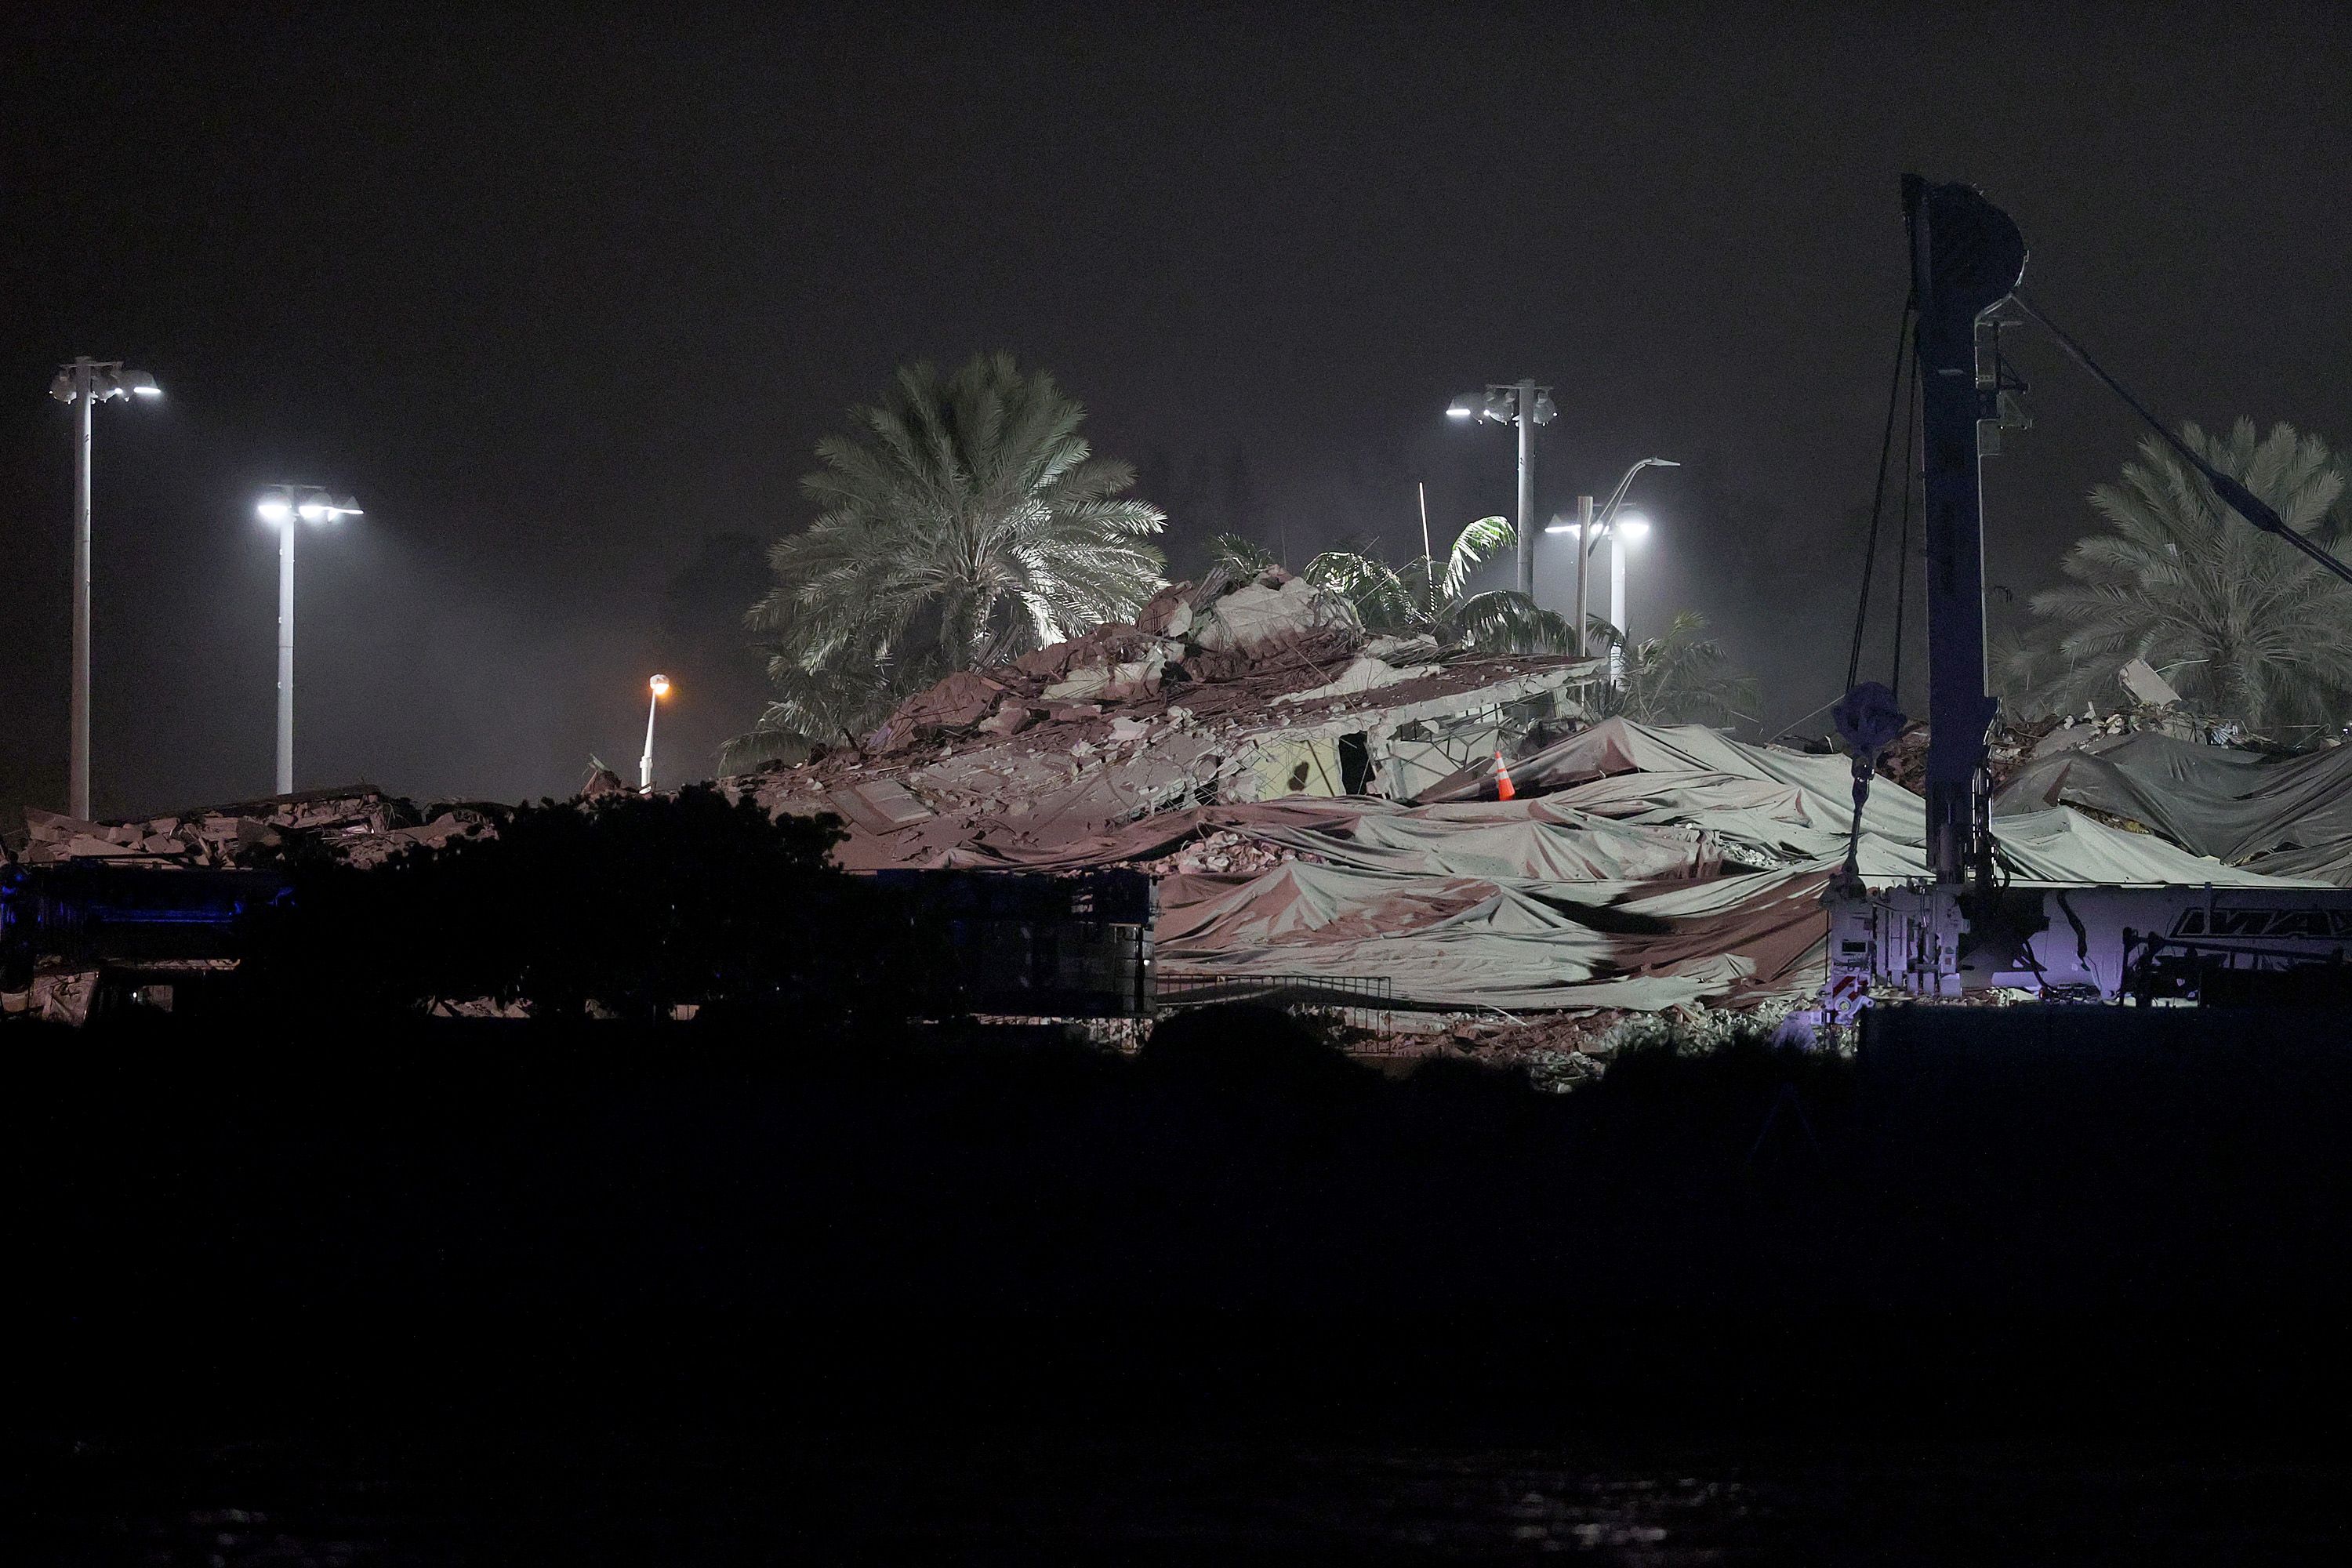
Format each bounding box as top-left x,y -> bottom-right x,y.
733,564 -> 1603,873
1138,828 -> 1316,879
27,967 -> 98,1026
6,786 -> 503,873
2118,656 -> 2183,710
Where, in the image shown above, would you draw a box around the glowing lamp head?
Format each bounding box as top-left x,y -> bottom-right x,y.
297,500 -> 329,522
1615,513 -> 1652,542
1446,401 -> 1474,420
257,494 -> 295,524
650,674 -> 670,698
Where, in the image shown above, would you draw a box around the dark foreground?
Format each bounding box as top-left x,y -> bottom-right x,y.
7,1004 -> 2352,1561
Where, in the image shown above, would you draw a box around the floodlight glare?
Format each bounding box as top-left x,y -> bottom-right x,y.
122,370 -> 162,397
1446,397 -> 1475,419
651,673 -> 670,697
254,483 -> 361,793
1616,514 -> 1652,541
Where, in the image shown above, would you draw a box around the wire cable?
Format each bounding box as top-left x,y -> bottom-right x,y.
2012,288 -> 2352,588
1846,300 -> 1918,693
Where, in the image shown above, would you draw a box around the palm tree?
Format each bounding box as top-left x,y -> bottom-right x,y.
728,354 -> 1166,764
1300,516 -> 1579,653
2010,419 -> 2351,735
1205,532 -> 1280,578
1592,610 -> 1759,728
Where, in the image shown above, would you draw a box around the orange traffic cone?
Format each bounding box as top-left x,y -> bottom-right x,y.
1494,750 -> 1515,802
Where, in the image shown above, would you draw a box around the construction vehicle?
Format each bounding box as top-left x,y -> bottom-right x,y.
1823,178 -> 2352,1008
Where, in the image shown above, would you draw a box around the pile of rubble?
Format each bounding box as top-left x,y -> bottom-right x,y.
731,564 -> 1602,869
6,786 -> 501,873
1872,713 -> 2068,797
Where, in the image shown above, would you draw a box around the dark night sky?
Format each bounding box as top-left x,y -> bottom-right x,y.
5,2 -> 2349,822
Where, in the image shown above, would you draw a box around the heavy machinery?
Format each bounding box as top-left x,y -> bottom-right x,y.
1824,177 -> 2352,1007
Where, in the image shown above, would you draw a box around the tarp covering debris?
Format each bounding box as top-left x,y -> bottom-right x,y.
1995,729 -> 2352,884
733,630 -> 2316,1018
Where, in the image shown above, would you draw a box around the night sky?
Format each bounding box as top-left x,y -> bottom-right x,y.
5,3 -> 2349,823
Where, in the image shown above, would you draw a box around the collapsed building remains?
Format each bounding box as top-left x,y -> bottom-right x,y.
9,562 -> 2344,1030
723,565 -> 2320,1025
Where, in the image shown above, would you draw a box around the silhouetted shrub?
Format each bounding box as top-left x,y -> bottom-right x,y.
243,786 -> 934,1023
1139,1003 -> 1371,1093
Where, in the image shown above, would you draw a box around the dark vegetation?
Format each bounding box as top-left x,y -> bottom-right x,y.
12,1001 -> 2352,1439
239,785 -> 931,1022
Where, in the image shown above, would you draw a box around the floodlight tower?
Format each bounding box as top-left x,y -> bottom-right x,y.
48,358 -> 162,819
1447,380 -> 1556,597
255,485 -> 363,795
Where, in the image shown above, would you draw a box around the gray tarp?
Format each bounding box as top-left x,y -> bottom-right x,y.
1148,722 -> 2308,1017
1995,730 -> 2352,884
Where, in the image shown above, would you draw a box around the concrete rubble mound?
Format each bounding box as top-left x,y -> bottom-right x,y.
7,786 -> 502,873
729,564 -> 1602,869
729,584 -> 2328,1025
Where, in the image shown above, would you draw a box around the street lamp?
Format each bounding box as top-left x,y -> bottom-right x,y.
255,485 -> 362,795
1602,512 -> 1652,684
48,357 -> 162,819
641,674 -> 670,793
1446,381 -> 1556,597
1545,456 -> 1678,662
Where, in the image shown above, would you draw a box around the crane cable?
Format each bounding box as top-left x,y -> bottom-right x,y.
1845,299 -> 1919,694
2010,288 -> 2352,588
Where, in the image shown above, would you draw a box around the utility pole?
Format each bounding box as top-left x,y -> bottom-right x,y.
1609,521 -> 1629,681
276,507 -> 297,795
1572,495 -> 1594,656
255,488 -> 362,797
1417,481 -> 1436,618
1448,382 -> 1555,600
49,356 -> 162,820
1514,377 -> 1536,598
641,674 -> 670,793
71,360 -> 94,818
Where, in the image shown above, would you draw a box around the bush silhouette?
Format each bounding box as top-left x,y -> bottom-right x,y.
243,786 -> 928,1022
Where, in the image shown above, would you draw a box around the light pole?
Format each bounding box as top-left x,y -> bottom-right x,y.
1604,513 -> 1652,683
48,358 -> 162,819
1548,456 -> 1677,661
641,674 -> 670,793
255,485 -> 362,795
1448,381 -> 1556,597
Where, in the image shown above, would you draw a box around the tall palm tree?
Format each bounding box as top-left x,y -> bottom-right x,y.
728,354 -> 1166,764
2012,419 -> 2351,735
1592,611 -> 1759,728
1301,516 -> 1579,653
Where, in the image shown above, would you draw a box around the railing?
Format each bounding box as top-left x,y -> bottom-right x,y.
1153,971 -> 1395,1038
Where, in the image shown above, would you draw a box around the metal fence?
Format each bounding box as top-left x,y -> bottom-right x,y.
1153,971 -> 1395,1038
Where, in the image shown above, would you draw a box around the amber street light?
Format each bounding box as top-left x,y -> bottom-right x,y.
641,674 -> 671,793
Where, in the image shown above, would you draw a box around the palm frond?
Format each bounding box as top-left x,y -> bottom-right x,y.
2010,418 -> 2352,734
